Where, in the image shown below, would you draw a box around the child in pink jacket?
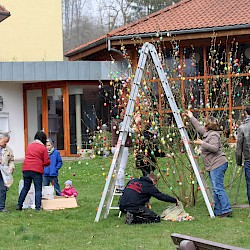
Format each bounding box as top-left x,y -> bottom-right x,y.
61,180 -> 78,197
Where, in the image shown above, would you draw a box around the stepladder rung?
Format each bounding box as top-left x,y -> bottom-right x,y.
110,206 -> 120,210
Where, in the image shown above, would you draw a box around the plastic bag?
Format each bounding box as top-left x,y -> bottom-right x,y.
42,186 -> 54,200
0,165 -> 14,187
18,180 -> 35,209
161,202 -> 194,221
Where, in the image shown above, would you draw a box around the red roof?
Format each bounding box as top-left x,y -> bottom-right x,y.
66,35 -> 107,56
66,0 -> 250,56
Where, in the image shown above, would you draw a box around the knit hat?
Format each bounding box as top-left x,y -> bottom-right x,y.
64,180 -> 72,186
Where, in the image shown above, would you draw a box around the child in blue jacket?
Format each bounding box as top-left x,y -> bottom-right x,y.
43,138 -> 63,196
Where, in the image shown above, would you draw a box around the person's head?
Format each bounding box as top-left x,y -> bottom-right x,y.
0,132 -> 10,148
204,116 -> 219,131
34,130 -> 47,145
147,173 -> 158,185
46,138 -> 54,151
245,105 -> 250,116
64,180 -> 72,189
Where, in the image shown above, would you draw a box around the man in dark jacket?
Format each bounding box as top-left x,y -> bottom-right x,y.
119,173 -> 178,224
236,104 -> 250,212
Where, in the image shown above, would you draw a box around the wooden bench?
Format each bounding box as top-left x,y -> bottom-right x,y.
171,233 -> 247,250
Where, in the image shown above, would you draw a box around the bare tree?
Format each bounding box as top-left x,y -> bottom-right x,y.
62,0 -> 180,53
95,0 -> 135,31
63,0 -> 107,54
94,0 -> 180,31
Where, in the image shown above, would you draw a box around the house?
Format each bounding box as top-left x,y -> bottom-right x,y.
0,1 -> 122,159
65,0 -> 250,141
1,0 -> 250,159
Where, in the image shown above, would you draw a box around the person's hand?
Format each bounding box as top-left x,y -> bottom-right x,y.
193,138 -> 203,145
9,167 -> 14,174
176,199 -> 181,206
185,110 -> 193,118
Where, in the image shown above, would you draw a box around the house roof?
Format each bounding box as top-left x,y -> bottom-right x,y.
0,5 -> 10,22
65,0 -> 250,57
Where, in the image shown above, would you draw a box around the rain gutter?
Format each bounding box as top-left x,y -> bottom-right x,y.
107,24 -> 250,42
66,24 -> 250,57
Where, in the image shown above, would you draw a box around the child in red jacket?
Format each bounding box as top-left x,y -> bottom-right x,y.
61,180 -> 78,197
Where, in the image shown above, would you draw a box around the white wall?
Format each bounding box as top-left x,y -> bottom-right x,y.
0,82 -> 25,160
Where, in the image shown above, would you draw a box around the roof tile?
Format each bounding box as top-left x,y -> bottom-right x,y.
66,0 -> 250,56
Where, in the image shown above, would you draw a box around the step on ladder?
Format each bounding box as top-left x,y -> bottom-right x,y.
94,42 -> 215,222
109,187 -> 123,217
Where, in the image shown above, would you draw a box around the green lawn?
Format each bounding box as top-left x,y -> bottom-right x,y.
2,156 -> 250,250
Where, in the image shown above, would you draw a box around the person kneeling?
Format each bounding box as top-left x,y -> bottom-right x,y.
119,173 -> 178,224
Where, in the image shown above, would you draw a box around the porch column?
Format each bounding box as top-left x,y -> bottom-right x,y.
75,94 -> 82,152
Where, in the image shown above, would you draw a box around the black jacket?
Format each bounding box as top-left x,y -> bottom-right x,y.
236,118 -> 250,165
119,177 -> 177,211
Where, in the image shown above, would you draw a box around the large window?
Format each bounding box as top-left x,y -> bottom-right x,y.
69,84 -> 112,154
155,41 -> 250,140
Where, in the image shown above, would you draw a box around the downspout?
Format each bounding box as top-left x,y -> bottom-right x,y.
107,38 -> 131,74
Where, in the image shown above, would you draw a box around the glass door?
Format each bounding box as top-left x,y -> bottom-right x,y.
26,89 -> 42,143
47,88 -> 64,150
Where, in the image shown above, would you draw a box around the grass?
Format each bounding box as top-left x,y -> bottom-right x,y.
2,155 -> 250,250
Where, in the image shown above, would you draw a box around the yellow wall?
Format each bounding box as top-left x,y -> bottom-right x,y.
0,0 -> 63,61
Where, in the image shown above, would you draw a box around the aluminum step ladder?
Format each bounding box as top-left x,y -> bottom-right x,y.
109,187 -> 123,217
94,42 -> 215,222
